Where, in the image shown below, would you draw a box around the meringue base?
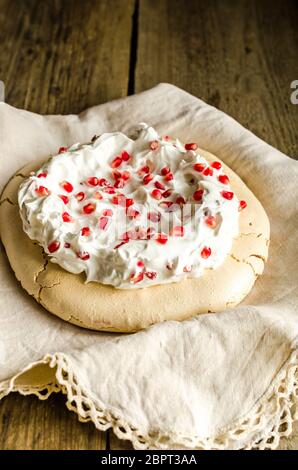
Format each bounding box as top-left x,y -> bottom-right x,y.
0,150 -> 270,332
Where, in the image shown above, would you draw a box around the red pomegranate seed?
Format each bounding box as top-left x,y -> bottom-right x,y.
137,260 -> 145,268
94,191 -> 103,200
130,272 -> 144,284
147,227 -> 156,239
58,146 -> 68,154
154,181 -> 165,190
98,178 -> 110,187
151,189 -> 162,200
155,232 -> 168,244
139,165 -> 150,174
161,166 -> 170,176
193,189 -> 204,201
176,196 -> 186,205
114,178 -> 125,189
112,170 -> 121,180
99,216 -> 109,230
37,172 -> 47,178
149,140 -> 159,150
122,170 -> 131,181
193,163 -> 205,173
61,181 -> 73,193
203,167 -> 213,177
145,271 -> 157,280
127,208 -> 140,218
218,174 -> 229,185
62,212 -> 73,223
185,143 -> 198,151
83,202 -> 96,214
148,211 -> 161,222
201,246 -> 212,259
170,225 -> 184,237
75,191 -> 85,202
64,242 -> 71,248
59,195 -> 69,204
221,190 -> 234,200
112,195 -> 125,205
126,198 -> 134,207
103,187 -> 116,194
48,240 -> 60,253
163,135 -> 170,141
102,209 -> 113,217
164,172 -> 174,182
183,265 -> 192,272
211,161 -> 222,170
143,173 -> 154,185
239,200 -> 247,211
162,189 -> 172,198
121,150 -> 131,161
81,227 -> 91,236
205,215 -> 217,228
35,186 -> 50,196
110,156 -> 122,168
77,252 -> 90,261
87,176 -> 99,186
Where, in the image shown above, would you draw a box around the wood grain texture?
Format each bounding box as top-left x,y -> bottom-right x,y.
0,0 -> 298,451
0,393 -> 106,450
0,0 -> 134,114
136,0 -> 298,159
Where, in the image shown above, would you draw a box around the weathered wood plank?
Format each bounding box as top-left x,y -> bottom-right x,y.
0,393 -> 107,450
0,0 -> 135,114
136,0 -> 298,158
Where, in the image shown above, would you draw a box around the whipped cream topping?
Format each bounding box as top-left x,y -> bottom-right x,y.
18,124 -> 243,289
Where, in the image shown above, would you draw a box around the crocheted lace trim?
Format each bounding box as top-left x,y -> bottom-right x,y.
0,351 -> 297,450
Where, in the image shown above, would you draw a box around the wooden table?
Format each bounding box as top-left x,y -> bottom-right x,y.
0,0 -> 297,450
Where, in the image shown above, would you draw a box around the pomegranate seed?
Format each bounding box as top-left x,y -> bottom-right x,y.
148,211 -> 161,222
81,227 -> 91,236
35,186 -> 50,196
121,150 -> 131,161
137,260 -> 145,268
75,191 -> 85,202
170,225 -> 184,237
87,176 -> 99,186
193,189 -> 204,201
114,178 -> 125,189
114,240 -> 128,249
221,190 -> 234,200
150,140 -> 159,151
185,143 -> 198,151
218,175 -> 229,185
211,161 -> 222,170
203,167 -> 213,177
205,215 -> 217,228
94,191 -> 103,200
130,272 -> 144,284
201,246 -> 212,259
163,135 -> 170,141
99,216 -> 109,230
103,187 -> 116,194
62,212 -> 73,223
58,146 -> 68,154
143,173 -> 154,185
161,166 -> 170,176
112,195 -> 125,205
59,195 -> 69,204
145,271 -> 157,280
112,170 -> 121,180
239,200 -> 247,211
183,265 -> 192,272
48,240 -> 60,253
139,165 -> 150,174
193,163 -> 205,172
98,178 -> 110,186
122,170 -> 131,181
164,172 -> 174,182
162,189 -> 172,198
64,242 -> 71,248
127,208 -> 140,218
155,232 -> 168,244
154,181 -> 165,190
176,196 -> 186,205
83,202 -> 96,214
61,181 -> 73,193
102,209 -> 113,217
110,156 -> 122,168
77,252 -> 90,261
37,172 -> 47,178
151,189 -> 162,200
126,198 -> 134,208
147,227 -> 156,239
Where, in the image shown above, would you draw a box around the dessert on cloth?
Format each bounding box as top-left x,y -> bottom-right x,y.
0,84 -> 297,449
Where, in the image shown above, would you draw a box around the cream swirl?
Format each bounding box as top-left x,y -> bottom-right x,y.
18,124 -> 242,289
